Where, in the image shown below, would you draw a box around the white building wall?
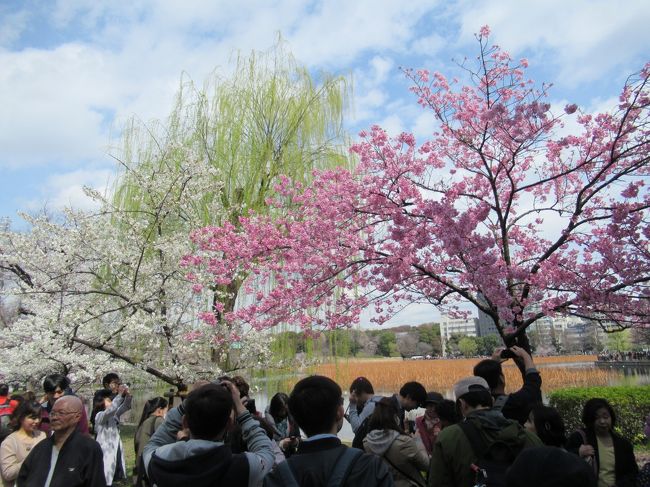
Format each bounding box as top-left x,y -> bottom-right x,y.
440,314 -> 479,356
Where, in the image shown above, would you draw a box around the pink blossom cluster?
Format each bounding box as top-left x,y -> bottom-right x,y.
183,32 -> 650,343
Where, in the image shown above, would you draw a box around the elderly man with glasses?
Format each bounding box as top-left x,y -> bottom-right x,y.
40,374 -> 90,437
17,395 -> 105,487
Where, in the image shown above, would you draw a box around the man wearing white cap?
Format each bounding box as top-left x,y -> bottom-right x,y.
427,377 -> 542,487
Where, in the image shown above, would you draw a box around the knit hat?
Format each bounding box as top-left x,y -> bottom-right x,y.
424,392 -> 444,404
505,446 -> 596,487
453,376 -> 490,400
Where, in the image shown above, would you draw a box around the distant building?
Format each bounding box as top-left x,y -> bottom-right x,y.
476,298 -> 609,353
476,307 -> 499,337
520,305 -> 610,353
440,314 -> 478,356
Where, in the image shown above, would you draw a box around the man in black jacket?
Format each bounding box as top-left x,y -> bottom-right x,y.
473,345 -> 542,425
17,395 -> 105,487
264,375 -> 394,487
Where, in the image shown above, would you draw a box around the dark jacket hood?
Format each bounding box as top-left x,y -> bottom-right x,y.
466,408 -> 529,444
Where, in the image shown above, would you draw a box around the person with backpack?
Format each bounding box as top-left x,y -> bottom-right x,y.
566,398 -> 638,487
473,346 -> 542,425
427,376 -> 542,487
363,398 -> 428,487
263,375 -> 394,487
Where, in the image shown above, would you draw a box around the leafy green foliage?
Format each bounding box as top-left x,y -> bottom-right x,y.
377,331 -> 398,357
549,385 -> 650,443
607,330 -> 632,352
458,336 -> 478,357
418,323 -> 442,355
475,335 -> 500,356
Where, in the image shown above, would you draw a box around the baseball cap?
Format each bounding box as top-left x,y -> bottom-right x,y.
453,376 -> 490,400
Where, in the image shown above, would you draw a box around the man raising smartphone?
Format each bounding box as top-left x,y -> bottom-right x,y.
473,345 -> 542,425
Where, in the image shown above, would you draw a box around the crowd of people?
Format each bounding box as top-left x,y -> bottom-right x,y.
598,351 -> 650,362
0,346 -> 646,487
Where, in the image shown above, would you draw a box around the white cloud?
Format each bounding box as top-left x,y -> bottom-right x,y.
0,44 -> 117,169
24,168 -> 114,213
351,56 -> 396,123
410,33 -> 446,56
412,111 -> 439,140
455,0 -> 650,85
287,0 -> 438,67
0,1 -> 441,171
369,56 -> 394,84
0,9 -> 30,47
354,88 -> 388,122
378,114 -> 404,136
2,0 -> 647,222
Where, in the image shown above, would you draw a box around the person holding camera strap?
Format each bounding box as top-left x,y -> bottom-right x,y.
473,346 -> 542,425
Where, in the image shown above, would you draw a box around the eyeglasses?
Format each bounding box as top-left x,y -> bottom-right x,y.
49,410 -> 78,418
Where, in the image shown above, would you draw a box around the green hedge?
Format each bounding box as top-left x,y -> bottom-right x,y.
548,385 -> 650,444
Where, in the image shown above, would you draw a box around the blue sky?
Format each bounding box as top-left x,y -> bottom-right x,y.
1,0 -> 649,325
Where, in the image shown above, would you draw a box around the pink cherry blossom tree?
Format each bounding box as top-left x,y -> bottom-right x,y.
185,27 -> 649,350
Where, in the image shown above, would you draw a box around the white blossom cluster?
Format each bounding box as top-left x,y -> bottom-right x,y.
0,149 -> 271,387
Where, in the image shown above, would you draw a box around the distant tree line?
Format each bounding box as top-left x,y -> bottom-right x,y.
270,324 -> 646,361
270,323 -> 445,360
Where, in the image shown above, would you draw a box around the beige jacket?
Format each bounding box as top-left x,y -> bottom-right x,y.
0,430 -> 46,487
364,429 -> 429,487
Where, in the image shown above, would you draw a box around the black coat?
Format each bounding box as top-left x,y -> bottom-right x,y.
499,370 -> 543,425
17,430 -> 106,487
566,428 -> 638,487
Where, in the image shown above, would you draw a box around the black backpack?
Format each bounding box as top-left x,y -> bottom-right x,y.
351,416 -> 371,450
459,420 -> 525,487
272,447 -> 363,487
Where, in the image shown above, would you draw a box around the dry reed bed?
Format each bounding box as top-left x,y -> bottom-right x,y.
313,355 -> 617,394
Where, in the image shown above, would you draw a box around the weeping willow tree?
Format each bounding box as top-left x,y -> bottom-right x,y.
108,40 -> 353,375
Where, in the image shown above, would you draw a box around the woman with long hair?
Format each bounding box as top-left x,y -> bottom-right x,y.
264,392 -> 299,441
133,397 -> 167,487
566,398 -> 637,487
0,400 -> 46,487
363,398 -> 428,487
